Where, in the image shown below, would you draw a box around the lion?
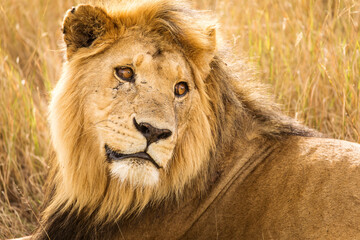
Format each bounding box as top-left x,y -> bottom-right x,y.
28,0 -> 360,239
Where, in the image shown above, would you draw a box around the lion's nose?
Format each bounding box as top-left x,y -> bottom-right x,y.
133,118 -> 172,145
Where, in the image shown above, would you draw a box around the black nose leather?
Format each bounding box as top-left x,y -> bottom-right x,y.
133,118 -> 172,145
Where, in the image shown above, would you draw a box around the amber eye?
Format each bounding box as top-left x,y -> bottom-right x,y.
114,67 -> 134,82
174,82 -> 189,97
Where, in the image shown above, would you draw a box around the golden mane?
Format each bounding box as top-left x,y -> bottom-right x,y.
35,0 -> 316,239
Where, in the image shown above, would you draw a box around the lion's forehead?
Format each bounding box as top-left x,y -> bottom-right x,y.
100,35 -> 190,84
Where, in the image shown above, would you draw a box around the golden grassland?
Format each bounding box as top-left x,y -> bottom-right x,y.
1,0 -> 359,238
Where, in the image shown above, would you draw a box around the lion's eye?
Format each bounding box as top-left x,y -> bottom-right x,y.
114,67 -> 134,82
174,82 -> 189,97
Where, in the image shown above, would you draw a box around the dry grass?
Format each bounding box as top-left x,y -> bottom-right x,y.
0,0 -> 74,237
197,0 -> 360,141
1,0 -> 359,238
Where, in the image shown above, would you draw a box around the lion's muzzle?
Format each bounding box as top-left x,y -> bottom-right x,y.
104,118 -> 172,169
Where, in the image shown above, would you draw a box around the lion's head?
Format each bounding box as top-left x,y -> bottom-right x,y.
46,0 -> 219,222
39,1 -> 314,236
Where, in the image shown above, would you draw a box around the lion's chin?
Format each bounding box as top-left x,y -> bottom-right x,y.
110,160 -> 160,187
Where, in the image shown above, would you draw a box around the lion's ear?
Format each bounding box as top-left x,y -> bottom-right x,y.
62,5 -> 113,59
207,26 -> 216,49
186,24 -> 217,74
204,25 -> 217,55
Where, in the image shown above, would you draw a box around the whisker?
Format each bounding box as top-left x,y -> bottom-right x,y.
94,119 -> 112,126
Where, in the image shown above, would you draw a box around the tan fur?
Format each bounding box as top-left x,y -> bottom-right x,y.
32,1 -> 360,239
45,0 -> 217,226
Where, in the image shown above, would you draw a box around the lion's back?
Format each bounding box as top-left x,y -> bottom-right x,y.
264,137 -> 360,239
183,137 -> 360,239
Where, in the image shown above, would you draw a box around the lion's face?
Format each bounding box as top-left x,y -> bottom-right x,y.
81,33 -> 197,187
49,3 -> 216,216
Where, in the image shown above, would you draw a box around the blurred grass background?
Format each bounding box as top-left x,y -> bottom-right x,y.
1,0 -> 359,238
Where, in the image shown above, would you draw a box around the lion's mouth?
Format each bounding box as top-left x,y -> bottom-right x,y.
105,144 -> 161,169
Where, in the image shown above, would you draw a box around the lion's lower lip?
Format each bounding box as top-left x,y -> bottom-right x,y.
105,144 -> 161,169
